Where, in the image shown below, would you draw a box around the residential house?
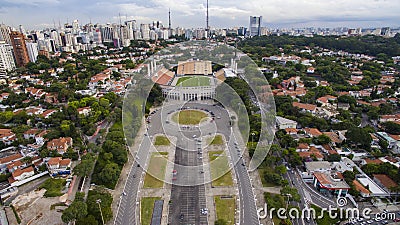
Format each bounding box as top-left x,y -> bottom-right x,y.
0,129 -> 16,145
353,180 -> 371,198
88,72 -> 111,90
296,143 -> 310,152
41,109 -> 57,119
276,116 -> 297,130
35,130 -> 49,145
373,174 -> 399,195
316,95 -> 337,107
293,102 -> 318,114
0,153 -> 24,174
337,103 -> 350,110
23,129 -> 40,139
9,166 -> 34,183
6,160 -> 25,173
47,137 -> 73,154
77,107 -> 91,116
303,128 -> 323,137
46,157 -> 72,174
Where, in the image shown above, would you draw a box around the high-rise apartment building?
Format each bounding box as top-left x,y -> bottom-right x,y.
0,24 -> 11,45
0,41 -> 16,77
100,25 -> 114,42
125,20 -> 137,40
249,16 -> 262,37
26,42 -> 39,62
10,31 -> 30,67
140,24 -> 150,40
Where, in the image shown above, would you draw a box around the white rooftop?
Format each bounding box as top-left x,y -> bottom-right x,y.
356,175 -> 387,195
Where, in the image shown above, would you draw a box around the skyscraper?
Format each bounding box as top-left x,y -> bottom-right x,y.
10,31 -> 30,67
0,41 -> 16,76
249,16 -> 262,37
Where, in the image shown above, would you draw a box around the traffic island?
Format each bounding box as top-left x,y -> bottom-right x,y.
214,195 -> 236,225
143,152 -> 168,188
171,109 -> 209,125
208,151 -> 234,187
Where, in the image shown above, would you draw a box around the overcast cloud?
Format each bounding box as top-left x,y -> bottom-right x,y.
0,0 -> 399,29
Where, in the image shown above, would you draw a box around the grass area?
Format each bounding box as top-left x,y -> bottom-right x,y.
208,135 -> 224,145
172,110 -> 208,125
176,76 -> 210,87
143,152 -> 168,188
154,135 -> 171,146
141,197 -> 161,225
311,204 -> 340,225
214,196 -> 236,225
50,202 -> 66,210
10,205 -> 21,224
40,178 -> 66,197
208,151 -> 234,186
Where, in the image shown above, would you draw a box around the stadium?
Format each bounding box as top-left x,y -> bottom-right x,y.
151,60 -> 227,101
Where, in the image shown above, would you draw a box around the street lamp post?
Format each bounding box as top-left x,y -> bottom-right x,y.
96,199 -> 105,225
284,193 -> 292,212
251,132 -> 255,148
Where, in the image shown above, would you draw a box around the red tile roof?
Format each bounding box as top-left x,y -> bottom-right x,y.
0,153 -> 23,164
353,180 -> 370,194
12,166 -> 34,178
373,174 -> 398,189
293,102 -> 317,111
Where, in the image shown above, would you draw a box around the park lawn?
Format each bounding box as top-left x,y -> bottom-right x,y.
172,110 -> 208,125
208,151 -> 234,187
141,197 -> 161,225
214,196 -> 236,225
208,135 -> 223,145
40,178 -> 66,197
154,135 -> 170,146
177,76 -> 210,87
143,152 -> 168,188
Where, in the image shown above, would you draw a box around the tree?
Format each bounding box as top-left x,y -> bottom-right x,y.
99,162 -> 120,186
61,199 -> 88,223
327,154 -> 341,162
87,190 -> 113,223
345,127 -> 372,150
275,165 -> 287,175
280,186 -> 301,202
264,171 -> 282,185
73,153 -> 96,177
313,134 -> 331,145
383,122 -> 400,135
76,215 -> 99,225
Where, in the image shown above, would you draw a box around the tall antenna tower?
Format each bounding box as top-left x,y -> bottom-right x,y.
206,0 -> 209,36
119,13 -> 123,47
168,8 -> 171,30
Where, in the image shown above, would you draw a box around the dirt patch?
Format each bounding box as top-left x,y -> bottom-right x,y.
11,189 -> 64,225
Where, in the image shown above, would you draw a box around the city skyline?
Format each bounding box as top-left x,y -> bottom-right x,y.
1,0 -> 400,30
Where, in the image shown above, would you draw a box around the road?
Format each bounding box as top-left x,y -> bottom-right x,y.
284,168 -> 336,225
114,101 -> 260,225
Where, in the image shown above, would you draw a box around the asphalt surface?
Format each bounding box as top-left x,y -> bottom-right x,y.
114,101 -> 260,225
168,144 -> 208,225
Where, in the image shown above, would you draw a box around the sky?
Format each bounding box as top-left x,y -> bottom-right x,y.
0,0 -> 399,30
